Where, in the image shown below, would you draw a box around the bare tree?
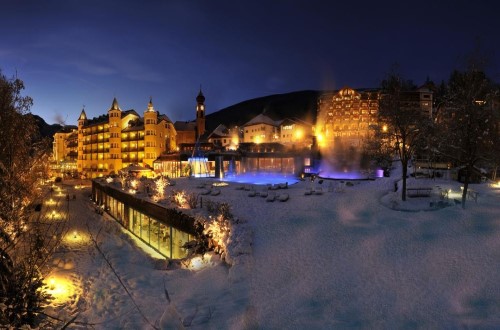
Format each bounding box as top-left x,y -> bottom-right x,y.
378,71 -> 432,201
436,66 -> 498,208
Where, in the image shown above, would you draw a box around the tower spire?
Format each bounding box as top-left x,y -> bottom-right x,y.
78,107 -> 87,121
110,97 -> 121,111
147,96 -> 154,112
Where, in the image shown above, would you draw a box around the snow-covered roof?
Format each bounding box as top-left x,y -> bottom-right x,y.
207,124 -> 230,139
242,113 -> 281,127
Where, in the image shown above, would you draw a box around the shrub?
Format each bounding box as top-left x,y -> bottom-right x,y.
186,193 -> 198,209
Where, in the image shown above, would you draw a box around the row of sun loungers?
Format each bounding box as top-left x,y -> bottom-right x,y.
196,182 -> 223,196
199,188 -> 221,196
304,182 -> 346,195
268,183 -> 288,190
247,190 -> 289,202
196,182 -> 212,189
304,187 -> 324,195
235,182 -> 288,191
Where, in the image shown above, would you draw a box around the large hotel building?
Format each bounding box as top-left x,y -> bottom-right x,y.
75,98 -> 176,178
316,86 -> 433,148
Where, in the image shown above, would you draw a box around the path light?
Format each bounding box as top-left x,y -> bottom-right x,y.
44,275 -> 78,305
188,254 -> 215,271
447,188 -> 462,199
64,230 -> 89,246
49,210 -> 64,221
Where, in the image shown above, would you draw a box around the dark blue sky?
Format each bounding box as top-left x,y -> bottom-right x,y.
1,0 -> 499,125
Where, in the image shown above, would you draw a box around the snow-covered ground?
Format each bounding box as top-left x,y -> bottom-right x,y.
43,162 -> 500,329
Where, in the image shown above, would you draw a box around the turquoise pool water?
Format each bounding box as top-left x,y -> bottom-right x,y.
216,172 -> 299,185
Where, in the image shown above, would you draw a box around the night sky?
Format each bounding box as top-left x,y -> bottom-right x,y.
1,0 -> 499,125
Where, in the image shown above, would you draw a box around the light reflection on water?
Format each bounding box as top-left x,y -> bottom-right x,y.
318,169 -> 384,180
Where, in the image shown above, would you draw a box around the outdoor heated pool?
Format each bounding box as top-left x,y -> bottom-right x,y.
216,172 -> 299,185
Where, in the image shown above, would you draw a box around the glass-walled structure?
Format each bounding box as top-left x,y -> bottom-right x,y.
241,157 -> 296,174
154,149 -> 302,178
126,207 -> 190,258
93,180 -> 195,259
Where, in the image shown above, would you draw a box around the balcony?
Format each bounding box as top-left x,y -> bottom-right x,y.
121,135 -> 144,142
83,138 -> 110,145
121,147 -> 144,152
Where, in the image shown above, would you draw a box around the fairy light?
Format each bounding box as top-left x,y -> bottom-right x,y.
174,191 -> 187,208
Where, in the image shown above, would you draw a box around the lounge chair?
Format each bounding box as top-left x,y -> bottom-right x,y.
200,188 -> 211,195
211,189 -> 221,196
278,182 -> 288,189
278,193 -> 289,202
304,188 -> 313,195
260,190 -> 268,198
266,193 -> 276,202
248,190 -> 257,197
314,187 -> 323,195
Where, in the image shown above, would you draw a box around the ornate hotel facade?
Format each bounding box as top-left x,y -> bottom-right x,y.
316,87 -> 380,148
75,98 -> 176,178
316,86 -> 433,148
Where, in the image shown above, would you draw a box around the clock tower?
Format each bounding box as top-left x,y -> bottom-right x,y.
196,88 -> 206,139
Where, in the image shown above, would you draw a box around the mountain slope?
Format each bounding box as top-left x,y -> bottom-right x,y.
31,114 -> 64,139
205,90 -> 321,132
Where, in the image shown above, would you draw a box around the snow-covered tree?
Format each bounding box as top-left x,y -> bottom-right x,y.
0,71 -> 52,327
436,66 -> 499,208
